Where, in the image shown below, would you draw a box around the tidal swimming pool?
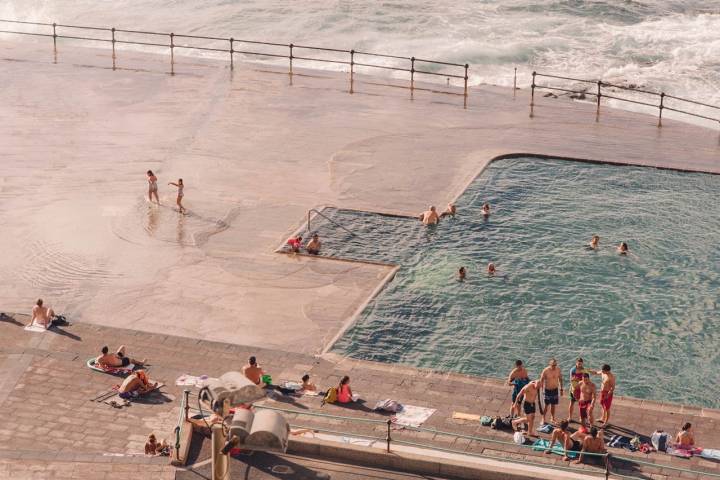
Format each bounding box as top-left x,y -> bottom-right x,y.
305,157 -> 720,408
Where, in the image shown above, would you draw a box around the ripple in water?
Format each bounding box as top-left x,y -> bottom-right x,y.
308,157 -> 720,408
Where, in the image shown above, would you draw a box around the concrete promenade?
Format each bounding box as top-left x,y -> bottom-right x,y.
2,316 -> 720,479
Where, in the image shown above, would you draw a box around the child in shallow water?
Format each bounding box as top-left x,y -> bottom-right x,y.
168,178 -> 185,213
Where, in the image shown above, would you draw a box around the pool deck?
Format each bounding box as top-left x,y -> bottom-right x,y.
2,316 -> 720,479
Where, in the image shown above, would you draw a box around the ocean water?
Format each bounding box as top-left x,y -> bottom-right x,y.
304,157 -> 720,408
2,1 -> 719,110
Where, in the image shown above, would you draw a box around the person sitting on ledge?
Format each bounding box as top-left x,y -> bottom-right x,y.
301,374 -> 317,392
440,203 -> 457,218
145,434 -> 170,456
306,233 -> 322,255
675,422 -> 695,450
545,420 -> 573,461
337,376 -> 356,403
418,206 -> 439,225
572,426 -> 606,464
29,298 -> 55,329
118,369 -> 156,398
96,345 -> 145,368
287,235 -> 303,252
243,356 -> 265,385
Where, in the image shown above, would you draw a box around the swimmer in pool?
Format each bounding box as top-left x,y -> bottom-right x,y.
482,203 -> 491,216
418,206 -> 439,225
146,170 -> 159,204
589,235 -> 599,250
487,262 -> 496,276
618,242 -> 628,255
168,178 -> 185,214
458,267 -> 466,281
440,203 -> 456,218
306,233 -> 321,255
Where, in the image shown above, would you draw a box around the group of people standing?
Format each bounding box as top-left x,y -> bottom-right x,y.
146,170 -> 186,214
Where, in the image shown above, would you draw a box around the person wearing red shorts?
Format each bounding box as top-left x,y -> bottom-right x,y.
567,358 -> 592,423
597,364 -> 616,425
577,374 -> 597,426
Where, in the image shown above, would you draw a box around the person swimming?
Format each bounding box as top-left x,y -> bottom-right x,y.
458,266 -> 466,281
487,262 -> 496,276
618,242 -> 628,255
589,235 -> 599,250
419,206 -> 440,225
440,203 -> 457,218
482,203 -> 491,216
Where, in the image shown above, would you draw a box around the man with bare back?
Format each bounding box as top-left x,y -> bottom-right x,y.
540,358 -> 564,424
596,364 -> 616,425
512,380 -> 541,434
29,299 -> 55,329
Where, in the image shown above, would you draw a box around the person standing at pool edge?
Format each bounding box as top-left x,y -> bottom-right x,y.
596,364 -> 616,425
567,357 -> 590,423
540,358 -> 564,424
146,170 -> 159,204
168,178 -> 185,214
512,380 -> 541,434
508,360 -> 530,416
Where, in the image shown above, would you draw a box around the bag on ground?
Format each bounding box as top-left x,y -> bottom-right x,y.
651,430 -> 670,452
374,399 -> 402,413
323,387 -> 338,404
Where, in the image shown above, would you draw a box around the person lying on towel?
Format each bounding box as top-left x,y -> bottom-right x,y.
96,345 -> 146,368
118,370 -> 157,399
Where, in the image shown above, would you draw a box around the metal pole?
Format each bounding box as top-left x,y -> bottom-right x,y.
530,71 -> 536,118
183,389 -> 190,421
386,419 -> 392,453
111,28 -> 116,70
513,67 -> 517,99
229,38 -> 234,71
307,210 -> 311,233
410,57 -> 415,99
658,92 -> 664,127
596,80 -> 602,122
211,424 -> 229,480
52,23 -> 57,63
604,453 -> 610,480
169,33 -> 175,75
349,49 -> 354,94
463,63 -> 469,108
289,43 -> 293,75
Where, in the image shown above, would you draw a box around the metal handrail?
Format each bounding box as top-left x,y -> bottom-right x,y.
530,71 -> 720,129
307,208 -> 356,237
0,18 -> 470,104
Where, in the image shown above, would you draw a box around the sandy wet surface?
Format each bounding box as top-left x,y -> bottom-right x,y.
1,38 -> 719,355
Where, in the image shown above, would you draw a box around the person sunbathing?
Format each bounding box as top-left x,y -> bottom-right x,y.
118,370 -> 157,398
301,374 -> 317,392
144,434 -> 169,456
242,356 -> 265,385
29,298 -> 55,329
96,345 -> 145,368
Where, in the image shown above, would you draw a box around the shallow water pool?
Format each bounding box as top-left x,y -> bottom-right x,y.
305,157 -> 720,408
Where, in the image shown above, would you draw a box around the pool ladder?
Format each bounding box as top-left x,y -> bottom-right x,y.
307,209 -> 356,237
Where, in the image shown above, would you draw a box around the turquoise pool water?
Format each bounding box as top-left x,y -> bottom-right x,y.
306,157 -> 720,408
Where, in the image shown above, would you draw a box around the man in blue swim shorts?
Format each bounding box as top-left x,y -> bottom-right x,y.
540,358 -> 564,424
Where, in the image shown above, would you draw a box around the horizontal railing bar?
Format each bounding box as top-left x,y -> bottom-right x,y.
353,50 -> 410,61
174,45 -> 228,53
234,39 -> 288,48
293,56 -> 350,65
664,106 -> 719,122
57,35 -> 112,43
600,81 -> 659,96
115,39 -> 169,48
534,85 -> 595,96
536,72 -> 597,84
414,57 -> 465,68
353,62 -> 410,72
415,69 -> 464,78
293,44 -> 348,54
0,29 -> 52,38
173,33 -> 229,42
665,94 -> 720,110
56,23 -> 110,32
114,28 -> 168,36
0,18 -> 54,26
602,94 -> 658,108
613,454 -> 720,477
233,50 -> 288,59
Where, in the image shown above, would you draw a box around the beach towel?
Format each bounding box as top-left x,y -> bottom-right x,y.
666,446 -> 693,458
391,405 -> 436,428
452,412 -> 481,421
700,448 -> 720,460
537,423 -> 554,434
532,439 -> 578,459
175,374 -> 215,387
86,358 -> 135,376
24,323 -> 48,333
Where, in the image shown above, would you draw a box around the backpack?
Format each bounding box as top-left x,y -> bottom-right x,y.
491,415 -> 514,431
651,431 -> 670,452
513,431 -> 526,445
480,416 -> 493,426
374,399 -> 402,413
323,387 -> 338,405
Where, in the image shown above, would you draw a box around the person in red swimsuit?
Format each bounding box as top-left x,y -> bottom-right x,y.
287,235 -> 303,252
577,374 -> 597,426
597,364 -> 616,425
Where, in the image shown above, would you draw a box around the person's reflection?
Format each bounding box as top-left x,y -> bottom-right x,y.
145,204 -> 159,237
176,211 -> 186,246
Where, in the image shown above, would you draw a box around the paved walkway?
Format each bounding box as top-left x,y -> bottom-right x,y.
2,315 -> 719,479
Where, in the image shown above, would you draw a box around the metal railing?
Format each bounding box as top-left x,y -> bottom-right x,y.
530,71 -> 720,130
173,389 -> 191,463
0,19 -> 469,106
307,209 -> 356,237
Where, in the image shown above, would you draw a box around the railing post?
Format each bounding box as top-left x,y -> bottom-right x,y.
386,419 -> 392,453
596,80 -> 602,122
513,67 -> 517,99
52,22 -> 57,63
604,453 -> 611,480
349,49 -> 354,94
229,38 -> 234,71
169,33 -> 175,75
111,28 -> 116,70
463,63 -> 469,108
658,92 -> 665,127
184,389 -> 190,421
289,43 -> 293,76
410,57 -> 415,99
307,210 -> 311,233
530,71 -> 536,117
